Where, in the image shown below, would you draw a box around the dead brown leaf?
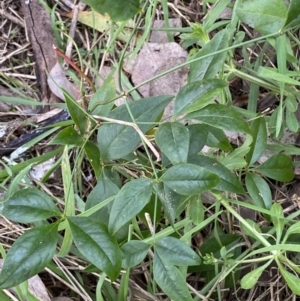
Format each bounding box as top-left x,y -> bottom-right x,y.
47,60 -> 81,101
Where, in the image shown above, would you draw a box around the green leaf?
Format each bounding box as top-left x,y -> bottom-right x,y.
247,115 -> 267,165
64,91 -> 89,135
2,188 -> 61,223
270,203 -> 284,243
206,126 -> 232,151
282,222 -> 300,243
254,153 -> 294,182
68,216 -> 121,280
199,234 -> 241,256
236,0 -> 287,35
220,146 -> 249,170
98,95 -> 173,161
157,183 -> 186,225
284,0 -> 300,28
245,172 -> 272,209
241,264 -> 269,289
155,122 -> 189,165
286,96 -> 298,113
173,79 -> 227,117
189,194 -> 204,225
84,141 -> 101,178
121,241 -> 150,269
50,126 -> 84,146
160,163 -> 219,196
156,237 -> 201,266
185,104 -> 251,134
0,223 -> 58,289
85,170 -> 119,222
89,77 -> 116,116
153,251 -> 193,301
81,0 -> 141,21
258,67 -> 300,85
278,261 -> 300,295
187,124 -> 208,157
108,178 -> 153,235
189,155 -> 245,194
241,219 -> 262,239
286,109 -> 299,132
188,29 -> 228,82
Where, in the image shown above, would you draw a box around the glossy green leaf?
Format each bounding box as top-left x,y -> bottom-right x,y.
153,251 -> 193,301
270,203 -> 284,242
254,153 -> 294,182
173,79 -> 227,117
247,115 -> 267,165
189,155 -> 245,194
278,261 -> 300,295
68,216 -> 121,280
187,124 -> 208,157
155,122 -> 189,165
2,188 -> 61,223
64,91 -> 89,135
84,141 -> 101,178
121,241 -> 150,268
89,77 -> 116,116
241,264 -> 269,289
109,178 -> 153,235
245,172 -> 272,209
156,237 -> 201,266
85,170 -> 119,222
186,104 -> 251,134
0,223 -> 58,289
236,0 -> 287,35
50,126 -> 84,146
188,30 -> 228,82
284,0 -> 300,27
81,0 -> 141,21
157,183 -> 186,225
160,163 -> 219,196
98,95 -> 173,161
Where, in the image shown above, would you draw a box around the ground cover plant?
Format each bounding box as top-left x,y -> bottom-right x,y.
1,0 -> 300,300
